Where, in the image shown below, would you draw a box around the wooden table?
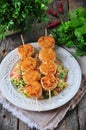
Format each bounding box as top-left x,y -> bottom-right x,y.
0,0 -> 86,130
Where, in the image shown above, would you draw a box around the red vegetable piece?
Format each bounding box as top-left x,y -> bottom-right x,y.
64,75 -> 67,82
54,72 -> 58,78
46,20 -> 61,29
10,73 -> 14,77
58,2 -> 63,14
47,8 -> 58,17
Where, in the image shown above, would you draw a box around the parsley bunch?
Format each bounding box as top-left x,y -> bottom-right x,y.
0,0 -> 50,40
51,7 -> 86,56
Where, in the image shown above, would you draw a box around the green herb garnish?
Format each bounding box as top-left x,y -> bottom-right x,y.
0,0 -> 50,40
11,78 -> 26,88
58,73 -> 64,79
51,7 -> 86,56
23,93 -> 29,98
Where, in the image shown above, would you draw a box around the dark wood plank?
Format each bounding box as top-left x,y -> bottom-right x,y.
78,94 -> 86,130
0,104 -> 18,130
24,23 -> 45,43
19,120 -> 28,130
19,119 -> 37,130
55,121 -> 66,130
55,108 -> 78,130
64,108 -> 78,130
0,35 -> 21,59
0,35 -> 21,130
68,0 -> 86,10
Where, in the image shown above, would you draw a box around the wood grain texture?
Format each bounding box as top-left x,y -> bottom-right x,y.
68,0 -> 86,10
0,104 -> 17,130
19,120 -> 28,130
54,108 -> 78,130
64,108 -> 78,130
55,120 -> 66,130
19,119 -> 37,130
78,94 -> 86,130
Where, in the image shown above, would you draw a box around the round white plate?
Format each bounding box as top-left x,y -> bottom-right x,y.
0,43 -> 82,111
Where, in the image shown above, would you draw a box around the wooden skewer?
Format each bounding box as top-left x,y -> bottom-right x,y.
36,98 -> 40,112
20,34 -> 25,45
45,28 -> 47,36
49,89 -> 52,105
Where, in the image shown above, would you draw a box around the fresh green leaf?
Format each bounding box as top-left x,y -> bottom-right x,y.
59,73 -> 64,79
51,7 -> 86,56
0,0 -> 50,40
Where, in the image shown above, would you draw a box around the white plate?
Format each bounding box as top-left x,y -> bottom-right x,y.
0,43 -> 82,111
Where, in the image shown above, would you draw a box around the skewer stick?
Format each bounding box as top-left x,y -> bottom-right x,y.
36,98 -> 40,112
49,90 -> 52,105
45,28 -> 48,36
20,34 -> 25,45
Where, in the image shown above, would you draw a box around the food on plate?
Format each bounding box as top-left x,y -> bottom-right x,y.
10,36 -> 68,100
11,61 -> 68,99
23,69 -> 41,84
41,74 -> 58,91
19,57 -> 36,71
10,63 -> 21,81
39,48 -> 56,61
55,57 -> 61,65
18,44 -> 34,58
39,60 -> 57,75
38,35 -> 55,48
25,81 -> 42,99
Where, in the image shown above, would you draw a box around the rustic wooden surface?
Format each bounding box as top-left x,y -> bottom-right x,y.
0,0 -> 86,130
68,0 -> 86,10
